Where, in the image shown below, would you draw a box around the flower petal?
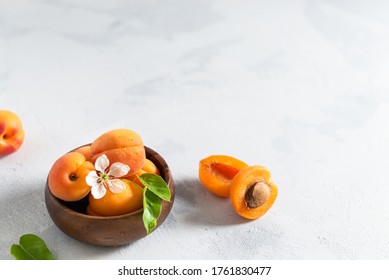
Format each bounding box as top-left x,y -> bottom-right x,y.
107,179 -> 126,193
95,154 -> 109,173
91,184 -> 106,199
85,171 -> 100,187
108,162 -> 130,178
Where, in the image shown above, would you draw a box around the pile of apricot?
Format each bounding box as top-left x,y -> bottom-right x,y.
199,155 -> 278,220
48,129 -> 159,216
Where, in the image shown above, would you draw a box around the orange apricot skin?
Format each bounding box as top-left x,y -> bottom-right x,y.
128,159 -> 160,187
199,155 -> 248,197
48,152 -> 95,202
230,165 -> 278,220
87,179 -> 144,216
73,145 -> 91,161
0,110 -> 25,156
90,129 -> 146,177
140,158 -> 160,174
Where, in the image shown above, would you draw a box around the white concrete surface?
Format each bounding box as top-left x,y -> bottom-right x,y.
1,0 -> 389,259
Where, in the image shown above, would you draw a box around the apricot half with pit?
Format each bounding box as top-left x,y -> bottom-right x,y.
230,165 -> 278,220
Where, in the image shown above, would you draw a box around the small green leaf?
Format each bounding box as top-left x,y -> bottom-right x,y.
139,173 -> 171,201
143,188 -> 162,234
10,234 -> 55,260
10,244 -> 34,260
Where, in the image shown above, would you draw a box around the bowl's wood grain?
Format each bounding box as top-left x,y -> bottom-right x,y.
45,146 -> 174,247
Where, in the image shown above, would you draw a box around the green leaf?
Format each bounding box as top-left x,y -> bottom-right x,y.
10,244 -> 34,260
143,188 -> 162,235
10,234 -> 55,260
139,173 -> 171,201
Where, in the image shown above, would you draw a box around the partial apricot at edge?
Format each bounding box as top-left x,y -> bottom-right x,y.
0,110 -> 25,156
73,145 -> 91,161
128,159 -> 160,187
199,155 -> 248,197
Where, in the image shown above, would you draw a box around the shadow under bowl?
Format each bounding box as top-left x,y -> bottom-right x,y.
45,146 -> 175,247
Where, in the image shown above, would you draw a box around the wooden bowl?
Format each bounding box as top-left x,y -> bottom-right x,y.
45,146 -> 175,247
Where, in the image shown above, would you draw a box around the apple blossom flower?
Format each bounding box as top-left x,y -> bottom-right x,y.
85,154 -> 130,199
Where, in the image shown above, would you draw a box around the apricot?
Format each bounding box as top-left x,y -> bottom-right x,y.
199,155 -> 248,197
74,145 -> 91,161
48,152 -> 95,201
128,159 -> 160,187
230,166 -> 278,220
0,110 -> 25,156
87,179 -> 144,216
90,129 -> 146,177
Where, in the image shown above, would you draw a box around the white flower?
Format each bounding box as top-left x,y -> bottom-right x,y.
86,154 -> 130,199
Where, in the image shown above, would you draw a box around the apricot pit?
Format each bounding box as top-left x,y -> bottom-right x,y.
245,181 -> 271,209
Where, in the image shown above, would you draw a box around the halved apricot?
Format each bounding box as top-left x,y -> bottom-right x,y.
199,155 -> 248,197
230,165 -> 278,219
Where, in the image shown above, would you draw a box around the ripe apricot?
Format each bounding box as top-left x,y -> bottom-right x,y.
87,179 -> 143,216
74,145 -> 91,161
230,166 -> 278,220
0,110 -> 25,156
128,159 -> 160,187
48,152 -> 95,201
90,129 -> 146,177
199,155 -> 248,197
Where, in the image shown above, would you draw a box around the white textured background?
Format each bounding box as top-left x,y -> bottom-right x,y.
1,0 -> 389,259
